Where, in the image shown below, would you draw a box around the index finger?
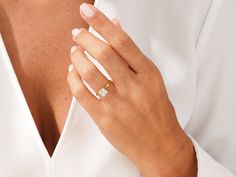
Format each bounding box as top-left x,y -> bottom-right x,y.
79,3 -> 147,72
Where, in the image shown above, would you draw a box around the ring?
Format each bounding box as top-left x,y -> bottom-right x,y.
96,80 -> 111,98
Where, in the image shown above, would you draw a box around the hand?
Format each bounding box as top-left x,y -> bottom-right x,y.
67,3 -> 197,177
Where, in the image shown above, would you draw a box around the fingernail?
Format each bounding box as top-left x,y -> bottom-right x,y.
71,45 -> 78,53
72,28 -> 82,38
80,3 -> 95,17
68,64 -> 74,72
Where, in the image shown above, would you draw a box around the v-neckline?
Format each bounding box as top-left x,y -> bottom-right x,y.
0,0 -> 101,160
0,32 -> 78,160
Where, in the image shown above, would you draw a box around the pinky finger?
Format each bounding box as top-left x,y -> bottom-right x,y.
67,64 -> 102,115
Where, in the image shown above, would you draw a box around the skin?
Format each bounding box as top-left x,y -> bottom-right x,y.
0,0 -> 94,156
68,3 -> 197,177
0,1 -> 197,176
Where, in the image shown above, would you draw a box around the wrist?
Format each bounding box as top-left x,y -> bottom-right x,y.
137,129 -> 197,177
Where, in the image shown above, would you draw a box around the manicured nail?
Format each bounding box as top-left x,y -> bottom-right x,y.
71,45 -> 78,53
68,64 -> 74,72
72,28 -> 82,37
80,3 -> 95,17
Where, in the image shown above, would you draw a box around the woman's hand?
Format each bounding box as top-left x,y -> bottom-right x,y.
67,3 -> 197,177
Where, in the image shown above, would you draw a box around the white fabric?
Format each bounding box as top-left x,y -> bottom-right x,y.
0,0 -> 235,176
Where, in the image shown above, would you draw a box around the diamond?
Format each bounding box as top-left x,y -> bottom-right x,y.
98,88 -> 108,97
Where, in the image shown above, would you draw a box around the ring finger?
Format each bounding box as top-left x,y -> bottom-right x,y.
70,45 -> 114,98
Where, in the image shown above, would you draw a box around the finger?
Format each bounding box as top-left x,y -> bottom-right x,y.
67,64 -> 102,115
70,45 -> 109,93
79,3 -> 147,72
95,80 -> 117,102
71,28 -> 134,84
112,18 -> 122,29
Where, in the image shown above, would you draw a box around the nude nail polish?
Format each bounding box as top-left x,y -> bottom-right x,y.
68,64 -> 74,72
80,3 -> 95,17
72,28 -> 82,37
71,45 -> 77,53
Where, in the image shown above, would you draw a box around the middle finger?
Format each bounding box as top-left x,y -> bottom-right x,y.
72,28 -> 134,84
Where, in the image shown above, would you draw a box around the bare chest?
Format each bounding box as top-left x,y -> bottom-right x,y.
0,0 -> 94,156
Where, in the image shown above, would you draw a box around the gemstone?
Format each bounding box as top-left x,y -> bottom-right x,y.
98,88 -> 108,97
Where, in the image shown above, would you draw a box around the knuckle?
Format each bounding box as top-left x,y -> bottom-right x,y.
82,66 -> 97,81
92,14 -> 107,27
70,50 -> 82,64
67,72 -> 87,100
71,50 -> 84,64
98,45 -> 113,62
114,32 -> 131,48
73,83 -> 86,100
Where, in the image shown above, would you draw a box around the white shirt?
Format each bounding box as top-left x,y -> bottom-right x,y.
0,0 -> 235,176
